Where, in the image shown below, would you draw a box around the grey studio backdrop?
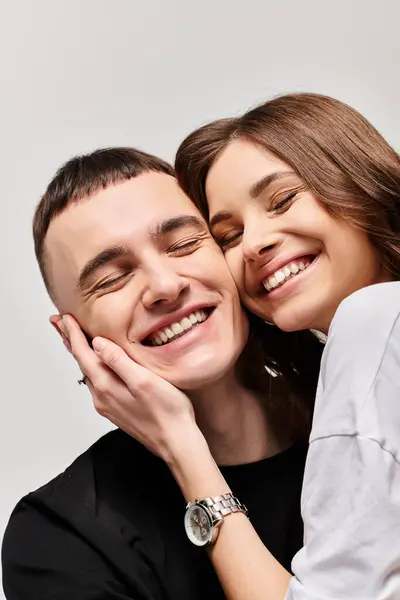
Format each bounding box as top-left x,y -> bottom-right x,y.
0,1 -> 399,596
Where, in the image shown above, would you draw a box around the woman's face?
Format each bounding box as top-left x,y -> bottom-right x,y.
205,139 -> 389,333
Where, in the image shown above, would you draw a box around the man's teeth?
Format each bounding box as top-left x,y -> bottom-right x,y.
150,310 -> 208,346
264,259 -> 311,292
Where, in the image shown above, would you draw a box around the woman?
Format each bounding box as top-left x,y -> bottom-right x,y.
173,92 -> 400,598
64,94 -> 400,599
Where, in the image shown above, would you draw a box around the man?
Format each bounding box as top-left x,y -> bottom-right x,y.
2,148 -> 308,600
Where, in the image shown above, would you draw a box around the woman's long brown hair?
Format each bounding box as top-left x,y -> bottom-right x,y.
175,93 -> 400,438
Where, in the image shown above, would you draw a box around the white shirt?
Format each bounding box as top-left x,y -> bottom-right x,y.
286,281 -> 400,600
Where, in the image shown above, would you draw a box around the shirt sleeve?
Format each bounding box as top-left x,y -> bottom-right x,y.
2,497 -> 162,600
286,282 -> 400,600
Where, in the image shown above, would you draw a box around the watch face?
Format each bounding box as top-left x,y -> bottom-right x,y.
184,504 -> 213,547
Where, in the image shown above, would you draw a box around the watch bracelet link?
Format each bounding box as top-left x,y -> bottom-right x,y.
199,492 -> 248,521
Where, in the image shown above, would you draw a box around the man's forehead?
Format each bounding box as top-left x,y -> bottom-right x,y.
45,173 -> 204,277
47,173 -> 199,247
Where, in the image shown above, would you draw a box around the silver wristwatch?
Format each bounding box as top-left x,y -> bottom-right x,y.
184,492 -> 248,547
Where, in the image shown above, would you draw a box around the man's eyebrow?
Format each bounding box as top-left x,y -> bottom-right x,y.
151,214 -> 207,241
77,216 -> 206,290
77,244 -> 131,290
249,170 -> 295,199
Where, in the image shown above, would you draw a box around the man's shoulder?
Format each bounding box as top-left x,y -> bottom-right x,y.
11,429 -> 157,512
2,430 -> 166,579
2,431 -> 173,600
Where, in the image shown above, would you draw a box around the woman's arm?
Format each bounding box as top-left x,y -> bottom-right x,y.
285,282 -> 400,600
161,283 -> 400,600
62,281 -> 400,600
167,433 -> 291,600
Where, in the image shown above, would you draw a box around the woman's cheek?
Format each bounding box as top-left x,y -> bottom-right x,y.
224,249 -> 244,290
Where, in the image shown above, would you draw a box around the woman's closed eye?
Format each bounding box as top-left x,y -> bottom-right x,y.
213,230 -> 243,251
211,188 -> 303,251
271,190 -> 298,213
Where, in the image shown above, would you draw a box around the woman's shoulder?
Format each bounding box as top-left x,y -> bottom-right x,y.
313,282 -> 400,443
317,282 -> 400,421
330,281 -> 400,337
334,280 -> 400,314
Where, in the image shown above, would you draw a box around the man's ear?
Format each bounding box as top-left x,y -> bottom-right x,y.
50,314 -> 72,353
50,314 -> 66,339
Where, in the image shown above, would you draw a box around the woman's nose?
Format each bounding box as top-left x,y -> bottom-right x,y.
242,222 -> 282,264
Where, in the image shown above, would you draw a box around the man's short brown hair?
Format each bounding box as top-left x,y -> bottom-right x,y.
33,147 -> 175,299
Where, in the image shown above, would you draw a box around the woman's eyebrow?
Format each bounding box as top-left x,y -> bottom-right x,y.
249,170 -> 295,199
209,211 -> 233,229
209,171 -> 296,229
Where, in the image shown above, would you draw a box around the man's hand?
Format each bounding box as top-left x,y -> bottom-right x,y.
60,315 -> 200,461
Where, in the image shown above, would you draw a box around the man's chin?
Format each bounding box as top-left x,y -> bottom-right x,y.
155,355 -> 238,393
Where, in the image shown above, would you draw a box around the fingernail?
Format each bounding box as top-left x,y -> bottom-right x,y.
92,337 -> 106,352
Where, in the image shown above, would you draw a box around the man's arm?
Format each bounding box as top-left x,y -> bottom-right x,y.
2,497 -> 162,600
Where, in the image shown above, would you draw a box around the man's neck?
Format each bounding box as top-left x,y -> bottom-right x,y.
188,373 -> 284,467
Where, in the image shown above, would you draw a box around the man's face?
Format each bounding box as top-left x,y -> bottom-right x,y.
46,172 -> 248,390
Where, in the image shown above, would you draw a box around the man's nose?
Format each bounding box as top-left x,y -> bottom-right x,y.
141,262 -> 189,308
242,220 -> 282,264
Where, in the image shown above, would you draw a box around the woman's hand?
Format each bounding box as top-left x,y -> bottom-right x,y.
60,314 -> 200,462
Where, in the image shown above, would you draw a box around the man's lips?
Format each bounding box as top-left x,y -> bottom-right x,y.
137,303 -> 216,344
143,307 -> 213,347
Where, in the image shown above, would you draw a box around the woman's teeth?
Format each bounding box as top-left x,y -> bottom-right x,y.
150,310 -> 209,346
263,259 -> 311,292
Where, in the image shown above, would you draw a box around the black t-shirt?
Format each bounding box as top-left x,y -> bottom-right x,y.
2,429 -> 307,600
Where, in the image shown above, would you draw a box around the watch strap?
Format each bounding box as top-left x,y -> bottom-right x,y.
199,492 -> 248,521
